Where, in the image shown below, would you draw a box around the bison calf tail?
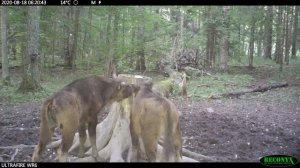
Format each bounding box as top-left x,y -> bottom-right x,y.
32,99 -> 55,162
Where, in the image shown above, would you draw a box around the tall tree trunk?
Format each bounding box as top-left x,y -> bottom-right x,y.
291,6 -> 299,59
210,28 -> 216,67
135,26 -> 146,72
242,24 -> 246,56
178,7 -> 184,71
122,11 -> 125,56
84,8 -> 91,70
274,7 -> 283,71
130,26 -> 136,67
220,6 -> 230,72
209,9 -> 216,67
205,7 -> 211,68
105,11 -> 112,76
1,6 -> 10,85
88,7 -> 93,56
179,7 -> 184,50
64,7 -> 72,68
249,7 -> 256,70
284,7 -> 291,65
98,14 -> 103,62
106,7 -> 119,77
52,16 -> 57,65
135,7 -> 146,72
265,6 -> 273,59
280,7 -> 286,71
18,6 -> 41,92
275,7 -> 281,63
257,25 -> 263,57
70,7 -> 80,70
9,27 -> 17,60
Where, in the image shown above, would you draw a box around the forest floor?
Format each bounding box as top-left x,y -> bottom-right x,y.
0,65 -> 299,162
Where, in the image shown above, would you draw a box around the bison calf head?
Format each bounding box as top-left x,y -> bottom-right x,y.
110,81 -> 140,102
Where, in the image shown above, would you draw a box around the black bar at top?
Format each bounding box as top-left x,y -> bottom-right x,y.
0,0 -> 298,6
97,0 -> 297,5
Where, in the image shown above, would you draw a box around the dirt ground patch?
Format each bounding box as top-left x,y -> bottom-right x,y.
0,84 -> 299,162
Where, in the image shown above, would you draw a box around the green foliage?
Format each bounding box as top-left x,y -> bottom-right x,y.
3,6 -> 299,103
229,54 -> 279,67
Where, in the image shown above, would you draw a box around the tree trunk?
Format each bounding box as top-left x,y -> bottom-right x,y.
98,13 -> 103,62
257,25 -> 263,57
1,6 -> 10,85
265,6 -> 273,59
122,11 -> 125,56
64,7 -> 71,66
274,7 -> 283,71
64,7 -> 72,68
130,26 -> 136,66
70,7 -> 80,71
52,16 -> 57,65
106,7 -> 119,78
179,7 -> 184,52
291,6 -> 299,59
8,26 -> 17,60
135,7 -> 146,72
210,27 -> 216,67
284,7 -> 291,65
220,6 -> 230,72
88,6 -> 93,57
205,13 -> 211,68
249,7 -> 256,70
105,11 -> 112,76
242,24 -> 246,56
18,6 -> 41,92
112,8 -> 119,58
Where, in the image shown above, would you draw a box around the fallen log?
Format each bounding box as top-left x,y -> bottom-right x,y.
0,144 -> 35,149
182,148 -> 216,162
157,140 -> 215,162
251,82 -> 288,92
211,82 -> 288,99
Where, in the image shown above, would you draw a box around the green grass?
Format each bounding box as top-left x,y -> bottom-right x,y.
188,73 -> 254,99
271,58 -> 300,82
0,73 -> 81,104
1,55 -> 299,104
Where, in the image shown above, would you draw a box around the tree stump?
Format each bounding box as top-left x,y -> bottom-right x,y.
47,74 -> 213,162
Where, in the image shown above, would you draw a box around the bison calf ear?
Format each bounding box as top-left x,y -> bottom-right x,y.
117,82 -> 126,90
132,84 -> 140,93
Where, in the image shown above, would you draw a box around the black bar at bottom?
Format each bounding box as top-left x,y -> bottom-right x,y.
0,162 -> 282,168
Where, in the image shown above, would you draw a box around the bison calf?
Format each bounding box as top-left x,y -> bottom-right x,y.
32,75 -> 139,162
130,81 -> 182,162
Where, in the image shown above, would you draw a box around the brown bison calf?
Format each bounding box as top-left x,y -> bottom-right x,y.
130,81 -> 182,162
32,75 -> 139,162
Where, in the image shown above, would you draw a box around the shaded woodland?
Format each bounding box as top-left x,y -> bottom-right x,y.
0,6 -> 299,163
0,6 -> 299,89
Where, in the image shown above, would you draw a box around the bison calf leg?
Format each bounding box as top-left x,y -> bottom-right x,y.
174,124 -> 182,162
141,132 -> 158,162
130,124 -> 140,162
88,116 -> 99,160
32,122 -> 55,162
78,122 -> 87,158
57,124 -> 77,162
130,138 -> 140,162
